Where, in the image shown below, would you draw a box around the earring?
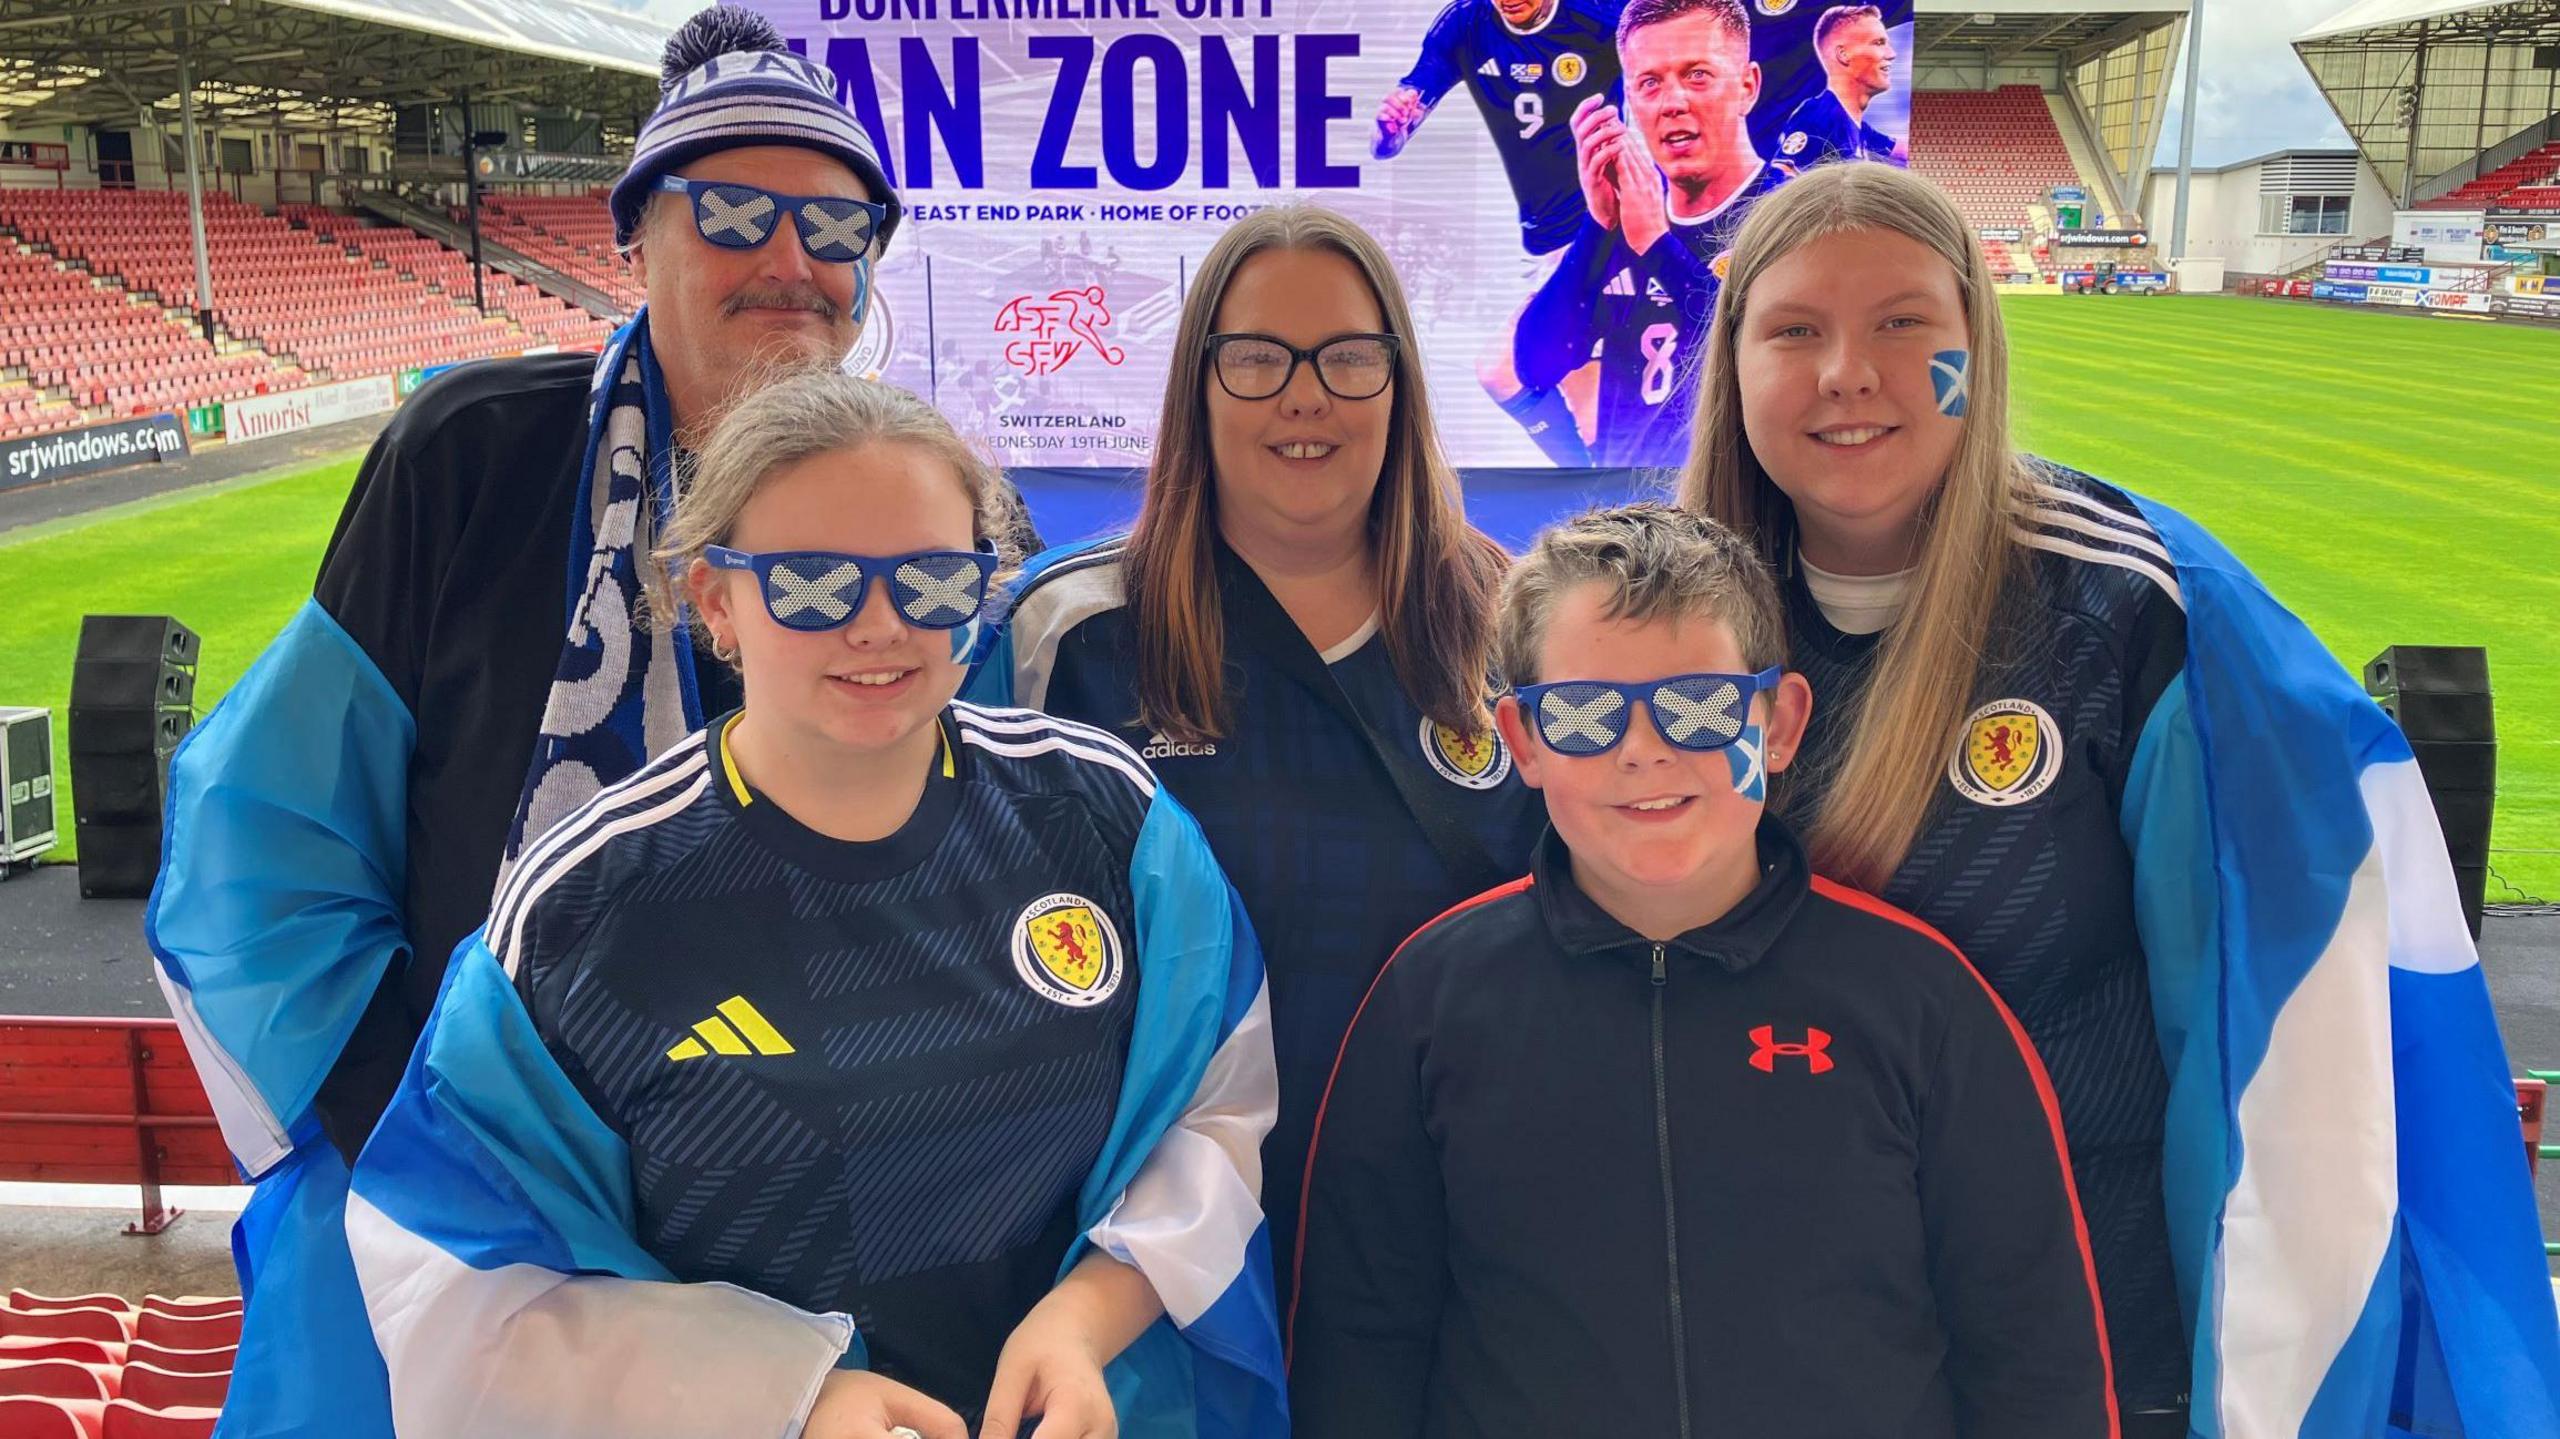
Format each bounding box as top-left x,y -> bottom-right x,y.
711,634 -> 738,663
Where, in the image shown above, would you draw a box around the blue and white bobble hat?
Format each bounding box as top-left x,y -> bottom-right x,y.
608,5 -> 903,253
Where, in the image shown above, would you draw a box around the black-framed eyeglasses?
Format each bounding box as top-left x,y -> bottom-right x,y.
1207,332 -> 1399,401
656,175 -> 886,263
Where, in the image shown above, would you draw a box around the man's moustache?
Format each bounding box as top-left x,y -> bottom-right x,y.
724,287 -> 837,320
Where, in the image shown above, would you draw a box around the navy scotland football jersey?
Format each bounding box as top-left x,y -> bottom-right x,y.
967,537 -> 1547,1314
500,708 -> 1158,1417
1777,463 -> 2194,1413
1398,0 -> 1630,254
1517,161 -> 1788,465
1773,88 -> 1901,172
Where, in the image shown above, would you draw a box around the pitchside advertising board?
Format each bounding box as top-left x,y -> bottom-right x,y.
0,413 -> 186,492
224,374 -> 400,443
755,0 -> 1914,466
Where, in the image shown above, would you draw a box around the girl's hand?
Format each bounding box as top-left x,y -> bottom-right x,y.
801,1370 -> 966,1439
980,1311 -> 1116,1439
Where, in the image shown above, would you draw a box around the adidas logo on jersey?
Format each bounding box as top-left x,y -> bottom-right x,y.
1603,269 -> 1636,297
1142,730 -> 1218,759
666,996 -> 796,1062
1478,59 -> 1500,77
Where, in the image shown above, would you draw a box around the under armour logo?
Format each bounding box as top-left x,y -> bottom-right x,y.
1748,1025 -> 1834,1074
1655,681 -> 1742,745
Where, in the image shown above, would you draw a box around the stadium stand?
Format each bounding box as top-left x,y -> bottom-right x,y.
280,205 -> 616,352
480,193 -> 645,312
0,190 -> 526,389
1910,87 -> 2091,268
0,248 -> 283,435
2423,143 -> 2560,210
0,1292 -> 232,1439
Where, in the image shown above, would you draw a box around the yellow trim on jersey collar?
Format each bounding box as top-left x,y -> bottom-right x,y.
719,712 -> 752,806
718,712 -> 955,807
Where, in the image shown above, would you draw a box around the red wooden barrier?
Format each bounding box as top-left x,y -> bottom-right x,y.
0,1020 -> 230,1234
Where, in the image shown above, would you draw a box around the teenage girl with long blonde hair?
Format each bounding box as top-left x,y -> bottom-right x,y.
1679,159 -> 2559,1437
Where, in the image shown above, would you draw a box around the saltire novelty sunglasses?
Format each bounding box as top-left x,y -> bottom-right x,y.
704,545 -> 999,633
1512,669 -> 1782,757
656,176 -> 888,263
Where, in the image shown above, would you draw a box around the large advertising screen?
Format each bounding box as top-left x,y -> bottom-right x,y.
755,0 -> 1912,466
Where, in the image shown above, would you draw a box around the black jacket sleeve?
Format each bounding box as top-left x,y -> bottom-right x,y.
1920,963 -> 2120,1438
1287,960 -> 1447,1439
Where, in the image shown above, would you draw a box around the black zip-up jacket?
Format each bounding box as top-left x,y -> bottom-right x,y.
1288,820 -> 2119,1439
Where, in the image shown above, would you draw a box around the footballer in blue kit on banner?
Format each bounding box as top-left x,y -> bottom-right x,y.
755,0 -> 1907,468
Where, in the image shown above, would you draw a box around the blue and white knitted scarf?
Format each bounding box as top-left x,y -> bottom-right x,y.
500,311 -> 706,879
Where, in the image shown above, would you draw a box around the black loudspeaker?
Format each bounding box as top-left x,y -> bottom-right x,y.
69,614 -> 198,899
71,749 -> 173,826
2365,645 -> 2493,938
75,819 -> 164,900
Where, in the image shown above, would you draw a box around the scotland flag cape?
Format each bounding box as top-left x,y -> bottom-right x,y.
140,320 -> 682,1438
341,767 -> 1286,1439
2122,492 -> 2560,1438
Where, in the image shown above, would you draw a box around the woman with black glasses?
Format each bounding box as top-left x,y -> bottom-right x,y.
967,206 -> 1545,1318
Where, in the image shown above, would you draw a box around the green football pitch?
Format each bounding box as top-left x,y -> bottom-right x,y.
2,295 -> 2554,896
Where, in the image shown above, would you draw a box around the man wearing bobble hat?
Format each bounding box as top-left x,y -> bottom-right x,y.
144,11 -> 905,1434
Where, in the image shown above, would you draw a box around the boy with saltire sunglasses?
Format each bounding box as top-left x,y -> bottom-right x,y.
1288,503 -> 2118,1439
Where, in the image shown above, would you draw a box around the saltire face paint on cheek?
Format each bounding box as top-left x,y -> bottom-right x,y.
946,611 -> 982,664
1931,349 -> 1970,418
1725,722 -> 1767,802
849,256 -> 874,327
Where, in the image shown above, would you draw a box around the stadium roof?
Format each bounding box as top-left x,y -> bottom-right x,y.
1917,0 -> 2185,55
2294,0 -> 2560,202
0,0 -> 670,132
2300,0 -> 2560,43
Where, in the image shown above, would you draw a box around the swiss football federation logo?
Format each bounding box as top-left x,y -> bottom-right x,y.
1012,892 -> 1125,1008
1748,1025 -> 1834,1074
994,285 -> 1126,378
1949,698 -> 2061,807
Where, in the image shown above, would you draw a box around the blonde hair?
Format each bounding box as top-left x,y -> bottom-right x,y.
1122,204 -> 1508,744
650,367 -> 1016,660
1496,503 -> 1784,688
1676,162 -> 2029,889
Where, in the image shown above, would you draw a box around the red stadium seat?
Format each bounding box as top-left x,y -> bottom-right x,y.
4,1300 -> 127,1321
0,1361 -> 115,1404
0,1398 -> 103,1439
0,1317 -> 126,1349
121,1320 -> 227,1356
100,1404 -> 214,1439
0,1347 -> 118,1373
107,1369 -> 221,1415
129,1305 -> 232,1326
114,1350 -> 224,1383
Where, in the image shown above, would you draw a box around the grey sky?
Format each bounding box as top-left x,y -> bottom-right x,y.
2154,0 -> 2357,168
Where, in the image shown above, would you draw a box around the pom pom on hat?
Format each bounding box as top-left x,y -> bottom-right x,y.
659,7 -> 788,92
